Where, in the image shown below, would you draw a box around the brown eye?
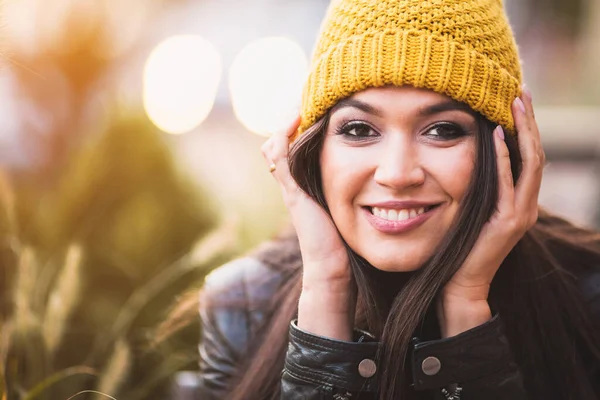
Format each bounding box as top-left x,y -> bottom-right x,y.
337,122 -> 377,138
426,123 -> 466,140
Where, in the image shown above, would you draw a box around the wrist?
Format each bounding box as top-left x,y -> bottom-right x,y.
299,286 -> 355,315
301,260 -> 352,290
298,286 -> 356,341
437,297 -> 492,338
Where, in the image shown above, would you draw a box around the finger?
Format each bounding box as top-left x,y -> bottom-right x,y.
260,137 -> 275,166
286,115 -> 302,138
521,84 -> 535,121
513,90 -> 544,213
494,125 -> 515,214
261,115 -> 301,167
263,116 -> 302,194
519,84 -> 542,146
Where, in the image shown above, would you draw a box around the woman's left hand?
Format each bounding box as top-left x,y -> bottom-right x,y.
438,85 -> 545,337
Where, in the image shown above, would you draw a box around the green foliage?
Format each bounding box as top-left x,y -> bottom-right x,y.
1,113 -> 238,400
0,3 -> 247,398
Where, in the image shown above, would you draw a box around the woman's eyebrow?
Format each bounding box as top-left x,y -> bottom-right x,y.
330,98 -> 475,118
419,100 -> 475,117
330,98 -> 383,117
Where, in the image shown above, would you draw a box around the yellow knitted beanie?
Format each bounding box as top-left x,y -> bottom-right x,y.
296,0 -> 522,139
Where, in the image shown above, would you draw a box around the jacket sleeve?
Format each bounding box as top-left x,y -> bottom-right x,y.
281,320 -> 379,400
281,315 -> 528,400
197,301 -> 242,399
411,314 -> 528,400
197,257 -> 285,399
197,261 -> 252,400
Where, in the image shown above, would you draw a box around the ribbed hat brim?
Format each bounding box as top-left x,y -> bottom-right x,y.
296,29 -> 521,140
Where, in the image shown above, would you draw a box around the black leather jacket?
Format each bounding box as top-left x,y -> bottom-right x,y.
197,257 -> 600,400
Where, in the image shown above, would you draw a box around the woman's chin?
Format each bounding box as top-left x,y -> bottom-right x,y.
362,255 -> 427,273
371,264 -> 424,273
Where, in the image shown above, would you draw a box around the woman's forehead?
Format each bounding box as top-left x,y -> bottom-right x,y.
349,86 -> 452,105
332,86 -> 474,118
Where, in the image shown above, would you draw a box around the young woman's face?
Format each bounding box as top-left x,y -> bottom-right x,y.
320,86 -> 478,272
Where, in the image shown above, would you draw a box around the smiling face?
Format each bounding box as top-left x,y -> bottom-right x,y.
319,86 -> 479,272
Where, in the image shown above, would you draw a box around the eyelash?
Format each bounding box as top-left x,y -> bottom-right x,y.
334,121 -> 468,141
334,121 -> 377,140
426,123 -> 468,140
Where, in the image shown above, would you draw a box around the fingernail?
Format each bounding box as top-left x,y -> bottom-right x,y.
495,125 -> 505,140
522,84 -> 532,102
514,97 -> 526,114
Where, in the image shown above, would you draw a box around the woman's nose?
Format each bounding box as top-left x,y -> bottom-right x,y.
373,137 -> 425,189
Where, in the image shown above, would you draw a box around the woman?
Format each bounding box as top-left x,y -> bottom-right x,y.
197,0 -> 600,399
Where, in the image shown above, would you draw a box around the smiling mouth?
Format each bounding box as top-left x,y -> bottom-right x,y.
366,204 -> 441,222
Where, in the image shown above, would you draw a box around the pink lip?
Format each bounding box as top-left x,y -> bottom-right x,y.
368,200 -> 439,209
363,205 -> 439,234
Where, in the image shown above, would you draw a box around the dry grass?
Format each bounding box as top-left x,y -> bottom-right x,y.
1,215 -> 237,400
43,245 -> 83,355
96,339 -> 131,398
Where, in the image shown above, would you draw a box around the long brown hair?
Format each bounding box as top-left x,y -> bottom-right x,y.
227,110 -> 600,400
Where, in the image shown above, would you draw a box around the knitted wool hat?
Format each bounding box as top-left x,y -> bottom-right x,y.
295,0 -> 522,139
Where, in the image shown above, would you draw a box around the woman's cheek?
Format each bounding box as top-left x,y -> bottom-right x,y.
322,146 -> 374,199
426,146 -> 476,202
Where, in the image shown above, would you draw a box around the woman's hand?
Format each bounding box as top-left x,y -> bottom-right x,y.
261,117 -> 355,341
439,86 -> 545,337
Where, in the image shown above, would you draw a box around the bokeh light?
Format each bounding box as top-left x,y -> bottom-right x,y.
229,37 -> 308,136
143,35 -> 222,135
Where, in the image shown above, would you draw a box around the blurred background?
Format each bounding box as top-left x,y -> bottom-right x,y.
0,0 -> 598,399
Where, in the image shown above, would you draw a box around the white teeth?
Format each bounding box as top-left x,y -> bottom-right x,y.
371,206 -> 427,221
388,209 -> 398,220
398,209 -> 409,221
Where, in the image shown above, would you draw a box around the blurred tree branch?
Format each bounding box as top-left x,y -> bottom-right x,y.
0,0 -> 243,399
